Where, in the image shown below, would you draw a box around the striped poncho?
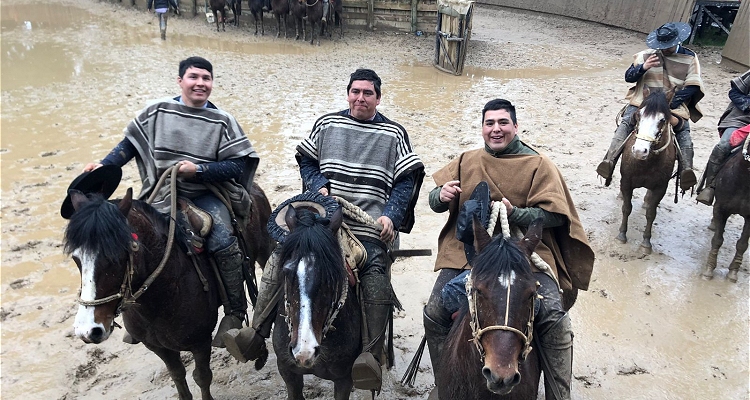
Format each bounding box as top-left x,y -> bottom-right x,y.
626,49 -> 705,122
296,111 -> 424,243
124,98 -> 259,216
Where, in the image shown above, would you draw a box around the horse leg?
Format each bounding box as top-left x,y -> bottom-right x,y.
704,208 -> 728,280
144,344 -> 193,400
214,11 -> 220,31
333,377 -> 354,400
191,343 -> 215,400
640,187 -> 666,255
276,14 -> 281,38
278,367 -> 304,400
727,217 -> 750,283
310,21 -> 315,45
617,188 -> 633,243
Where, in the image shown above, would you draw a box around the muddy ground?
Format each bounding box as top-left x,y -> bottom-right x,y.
1,0 -> 748,399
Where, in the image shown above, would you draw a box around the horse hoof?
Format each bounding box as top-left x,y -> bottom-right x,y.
701,272 -> 714,280
639,245 -> 652,255
616,234 -> 627,244
728,270 -> 739,283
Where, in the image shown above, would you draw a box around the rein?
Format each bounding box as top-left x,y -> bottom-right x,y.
77,164 -> 181,315
305,0 -> 319,7
633,119 -> 673,155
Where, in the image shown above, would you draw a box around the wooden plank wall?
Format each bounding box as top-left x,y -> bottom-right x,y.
111,0 -> 438,32
721,0 -> 749,69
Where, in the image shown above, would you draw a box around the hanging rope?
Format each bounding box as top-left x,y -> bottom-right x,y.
332,196 -> 384,230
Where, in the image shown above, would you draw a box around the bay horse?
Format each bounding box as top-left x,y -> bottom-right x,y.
249,0 -> 265,35
701,146 -> 750,282
228,0 -> 241,27
617,89 -> 677,255
289,0 -> 306,40
304,0 -> 327,45
272,205 -> 362,400
438,217 -> 545,399
64,184 -> 274,400
271,0 -> 290,38
209,0 -> 227,31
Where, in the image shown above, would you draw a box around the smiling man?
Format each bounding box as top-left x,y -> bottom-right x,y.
81,56 -> 259,348
223,68 -> 425,392
423,98 -> 594,400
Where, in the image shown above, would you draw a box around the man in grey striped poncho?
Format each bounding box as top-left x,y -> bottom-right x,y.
84,56 -> 259,348
223,69 -> 425,391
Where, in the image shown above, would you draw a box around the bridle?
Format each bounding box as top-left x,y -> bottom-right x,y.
285,262 -> 348,341
467,275 -> 538,363
633,111 -> 673,155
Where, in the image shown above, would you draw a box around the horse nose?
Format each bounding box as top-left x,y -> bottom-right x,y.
83,326 -> 106,344
482,366 -> 520,392
291,344 -> 319,368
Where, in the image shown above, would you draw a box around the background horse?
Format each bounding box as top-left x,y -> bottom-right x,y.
304,0 -> 327,45
228,0 -> 241,27
438,218 -> 544,399
290,0 -> 307,40
209,0 -> 227,31
617,89 -> 677,255
272,205 -> 362,400
65,184 -> 274,400
271,0 -> 290,38
701,148 -> 750,282
249,0 -> 265,35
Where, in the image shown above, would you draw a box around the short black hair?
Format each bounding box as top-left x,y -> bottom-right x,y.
179,57 -> 213,78
482,99 -> 517,125
347,69 -> 381,98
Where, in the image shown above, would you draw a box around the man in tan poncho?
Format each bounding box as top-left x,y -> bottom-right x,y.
424,99 -> 594,400
596,22 -> 705,192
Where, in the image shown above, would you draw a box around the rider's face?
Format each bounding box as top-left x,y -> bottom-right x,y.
482,109 -> 518,152
178,66 -> 213,108
347,80 -> 380,121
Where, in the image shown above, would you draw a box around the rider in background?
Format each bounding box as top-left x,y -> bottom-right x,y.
596,22 -> 705,192
82,56 -> 257,347
696,69 -> 750,205
147,0 -> 180,40
425,99 -> 594,400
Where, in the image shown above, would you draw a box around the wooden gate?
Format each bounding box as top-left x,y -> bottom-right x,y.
434,0 -> 474,75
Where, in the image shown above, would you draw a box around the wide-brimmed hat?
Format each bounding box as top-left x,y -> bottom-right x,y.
268,191 -> 340,243
60,165 -> 122,219
455,181 -> 491,263
646,22 -> 691,50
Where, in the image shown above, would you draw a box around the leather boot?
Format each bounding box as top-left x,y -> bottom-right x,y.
679,145 -> 697,191
596,135 -> 627,186
159,13 -> 167,40
696,145 -> 727,205
222,246 -> 283,369
423,308 -> 451,384
352,274 -> 392,391
538,314 -> 573,400
322,0 -> 329,23
212,238 -> 247,348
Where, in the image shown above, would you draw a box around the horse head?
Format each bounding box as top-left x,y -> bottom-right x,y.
64,188 -> 135,344
281,205 -> 345,368
632,88 -> 673,160
467,216 -> 542,395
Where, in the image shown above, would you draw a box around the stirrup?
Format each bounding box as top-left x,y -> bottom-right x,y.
680,169 -> 697,191
351,352 -> 382,391
596,160 -> 613,180
696,187 -> 714,206
222,327 -> 269,370
212,314 -> 243,348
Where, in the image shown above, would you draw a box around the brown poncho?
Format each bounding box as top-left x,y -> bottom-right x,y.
432,149 -> 595,291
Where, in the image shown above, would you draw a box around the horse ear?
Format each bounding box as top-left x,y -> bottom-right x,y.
118,188 -> 133,217
472,214 -> 492,253
329,207 -> 343,233
519,218 -> 544,257
70,190 -> 90,212
285,205 -> 298,232
642,86 -> 651,99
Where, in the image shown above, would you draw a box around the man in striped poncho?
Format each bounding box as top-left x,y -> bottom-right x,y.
223,69 -> 425,391
596,22 -> 705,192
83,57 -> 259,348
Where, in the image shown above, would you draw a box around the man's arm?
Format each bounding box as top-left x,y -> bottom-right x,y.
101,138 -> 137,167
193,158 -> 244,183
298,153 -> 329,193
670,85 -> 700,109
382,174 -> 415,230
429,186 -> 450,213
728,85 -> 750,112
507,206 -> 567,228
625,64 -> 647,83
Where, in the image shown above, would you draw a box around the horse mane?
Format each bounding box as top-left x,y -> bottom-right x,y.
281,208 -> 345,288
470,235 -> 535,291
64,193 -> 132,265
64,194 -> 187,264
640,89 -> 671,119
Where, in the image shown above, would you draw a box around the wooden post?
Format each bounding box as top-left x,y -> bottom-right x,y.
367,0 -> 374,30
193,0 -> 197,17
411,0 -> 418,32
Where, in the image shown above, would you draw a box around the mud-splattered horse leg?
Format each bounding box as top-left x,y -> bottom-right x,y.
617,187 -> 633,244
143,343 -> 193,400
727,217 -> 749,282
640,187 -> 667,255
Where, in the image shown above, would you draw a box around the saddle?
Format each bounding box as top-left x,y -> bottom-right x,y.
176,198 -> 213,254
337,222 -> 367,287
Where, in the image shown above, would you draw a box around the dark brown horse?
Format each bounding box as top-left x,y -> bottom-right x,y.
64,184 -> 274,400
701,147 -> 750,282
304,0 -> 327,45
210,0 -> 227,31
437,218 -> 544,399
271,0 -> 290,38
617,89 -> 677,255
290,0 -> 307,40
249,0 -> 265,35
272,205 -> 362,400
228,0 -> 241,27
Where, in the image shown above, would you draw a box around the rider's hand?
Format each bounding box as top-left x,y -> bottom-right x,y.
83,163 -> 102,172
177,160 -> 198,177
378,216 -> 395,243
439,180 -> 462,203
642,54 -> 660,70
501,198 -> 514,216
318,187 -> 329,196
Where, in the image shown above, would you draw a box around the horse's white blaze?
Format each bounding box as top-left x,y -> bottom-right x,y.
73,248 -> 108,342
292,257 -> 318,364
497,270 -> 516,288
633,112 -> 662,160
